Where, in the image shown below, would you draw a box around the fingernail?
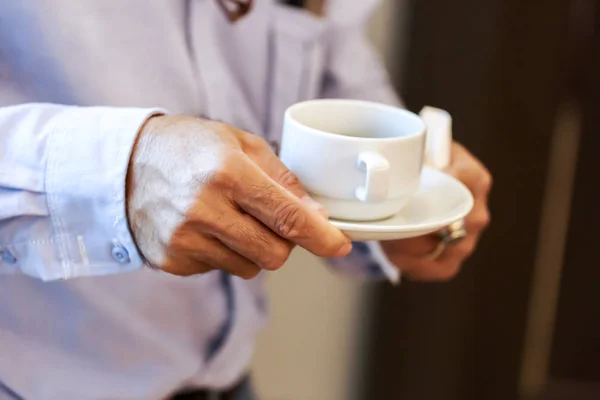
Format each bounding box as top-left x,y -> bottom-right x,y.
336,242 -> 353,257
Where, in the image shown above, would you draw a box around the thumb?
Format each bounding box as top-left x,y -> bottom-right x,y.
246,140 -> 330,218
270,164 -> 330,219
254,150 -> 310,198
300,195 -> 329,219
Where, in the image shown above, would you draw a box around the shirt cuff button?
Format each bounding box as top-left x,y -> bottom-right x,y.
0,249 -> 17,264
111,242 -> 130,264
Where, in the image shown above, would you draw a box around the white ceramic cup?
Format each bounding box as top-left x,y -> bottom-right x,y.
280,99 -> 427,221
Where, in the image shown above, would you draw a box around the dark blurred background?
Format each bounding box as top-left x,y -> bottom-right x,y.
365,0 -> 599,399
254,0 -> 599,399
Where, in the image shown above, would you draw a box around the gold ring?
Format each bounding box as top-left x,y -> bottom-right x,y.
426,220 -> 467,260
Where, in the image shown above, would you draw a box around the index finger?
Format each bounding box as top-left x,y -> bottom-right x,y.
253,148 -> 330,217
232,156 -> 352,258
447,145 -> 492,198
241,133 -> 310,199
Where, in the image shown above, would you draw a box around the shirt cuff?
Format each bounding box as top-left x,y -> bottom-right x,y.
366,241 -> 401,284
38,106 -> 163,280
326,241 -> 401,283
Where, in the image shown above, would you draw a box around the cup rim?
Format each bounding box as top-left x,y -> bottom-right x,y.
284,99 -> 426,142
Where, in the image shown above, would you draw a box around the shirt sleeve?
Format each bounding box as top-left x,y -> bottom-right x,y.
320,1 -> 404,281
0,103 -> 163,281
320,0 -> 404,107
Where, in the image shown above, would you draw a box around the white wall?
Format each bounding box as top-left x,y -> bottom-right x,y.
252,249 -> 371,400
252,2 -> 406,399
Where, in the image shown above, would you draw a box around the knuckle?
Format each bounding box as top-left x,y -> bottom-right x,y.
455,241 -> 476,259
210,151 -> 244,187
169,269 -> 196,277
471,209 -> 491,230
210,168 -> 232,190
479,209 -> 491,228
480,169 -> 493,192
245,133 -> 270,151
239,267 -> 260,280
211,245 -> 231,266
273,202 -> 306,238
434,262 -> 462,281
169,227 -> 193,249
262,243 -> 292,271
164,258 -> 212,277
194,262 -> 214,275
465,240 -> 477,255
262,255 -> 286,271
197,212 -> 224,234
277,169 -> 302,190
232,218 -> 257,240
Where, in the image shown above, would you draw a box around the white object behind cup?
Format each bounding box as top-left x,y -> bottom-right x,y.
280,99 -> 426,221
421,106 -> 452,170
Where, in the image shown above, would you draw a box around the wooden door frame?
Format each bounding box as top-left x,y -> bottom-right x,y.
362,0 -> 572,398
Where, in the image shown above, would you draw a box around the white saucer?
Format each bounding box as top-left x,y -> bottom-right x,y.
329,167 -> 474,241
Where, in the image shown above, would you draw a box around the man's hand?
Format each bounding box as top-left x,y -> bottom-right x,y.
126,115 -> 351,279
380,142 -> 492,281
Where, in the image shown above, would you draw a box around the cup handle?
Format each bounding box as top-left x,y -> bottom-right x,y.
355,151 -> 390,202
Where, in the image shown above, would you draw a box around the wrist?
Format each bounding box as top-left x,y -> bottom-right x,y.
125,114 -> 165,267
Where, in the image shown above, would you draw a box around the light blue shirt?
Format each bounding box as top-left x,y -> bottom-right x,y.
0,1 -> 401,399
